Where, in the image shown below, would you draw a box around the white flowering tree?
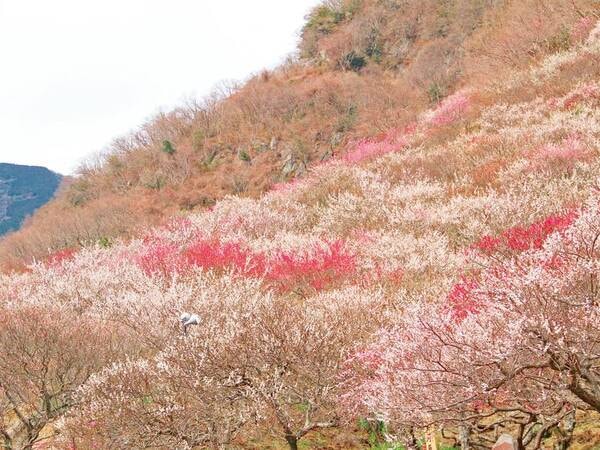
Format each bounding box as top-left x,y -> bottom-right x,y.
69,284 -> 386,450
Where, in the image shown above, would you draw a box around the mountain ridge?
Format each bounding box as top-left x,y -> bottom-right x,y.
0,163 -> 62,237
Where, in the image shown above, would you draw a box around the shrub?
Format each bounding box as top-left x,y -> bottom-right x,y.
98,236 -> 112,248
336,104 -> 358,132
230,175 -> 249,194
427,82 -> 444,104
544,26 -> 572,53
341,51 -> 367,71
305,5 -> 344,35
191,129 -> 205,150
161,139 -> 176,155
238,149 -> 252,163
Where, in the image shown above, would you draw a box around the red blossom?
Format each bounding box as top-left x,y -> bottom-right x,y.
559,83 -> 600,110
446,276 -> 480,321
472,235 -> 502,253
503,211 -> 577,251
134,235 -> 356,292
266,240 -> 356,291
184,239 -> 263,276
472,210 -> 578,254
46,248 -> 77,267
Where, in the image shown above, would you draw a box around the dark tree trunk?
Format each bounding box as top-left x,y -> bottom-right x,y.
285,434 -> 298,450
516,423 -> 526,450
402,427 -> 419,450
554,410 -> 575,450
570,377 -> 600,412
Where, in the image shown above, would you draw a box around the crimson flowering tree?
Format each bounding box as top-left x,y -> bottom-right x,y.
471,209 -> 577,254
341,198 -> 600,448
134,233 -> 357,294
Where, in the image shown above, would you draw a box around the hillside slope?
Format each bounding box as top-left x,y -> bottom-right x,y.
0,163 -> 61,236
1,0 -> 597,271
1,4 -> 600,448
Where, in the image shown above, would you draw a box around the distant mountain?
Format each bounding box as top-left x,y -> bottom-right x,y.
0,163 -> 62,236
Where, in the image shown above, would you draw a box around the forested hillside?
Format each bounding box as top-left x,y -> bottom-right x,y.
2,0 -> 596,271
0,163 -> 61,236
1,1 -> 600,449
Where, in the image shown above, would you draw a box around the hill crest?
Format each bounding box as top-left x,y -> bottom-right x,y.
0,163 -> 62,237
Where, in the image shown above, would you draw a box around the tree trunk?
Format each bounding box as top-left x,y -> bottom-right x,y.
0,436 -> 13,450
459,424 -> 471,450
554,410 -> 575,450
516,423 -> 526,450
402,427 -> 419,450
569,376 -> 600,412
285,434 -> 298,450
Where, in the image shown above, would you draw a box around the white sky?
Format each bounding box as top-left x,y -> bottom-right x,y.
0,0 -> 322,174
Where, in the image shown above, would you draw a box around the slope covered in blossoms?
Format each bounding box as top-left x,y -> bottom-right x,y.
4,0 -> 598,272
1,10 -> 600,450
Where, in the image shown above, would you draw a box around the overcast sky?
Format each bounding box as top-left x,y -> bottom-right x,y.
0,0 -> 322,174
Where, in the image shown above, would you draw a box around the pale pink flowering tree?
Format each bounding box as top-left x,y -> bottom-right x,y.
570,16 -> 597,43
341,197 -> 600,448
527,135 -> 591,173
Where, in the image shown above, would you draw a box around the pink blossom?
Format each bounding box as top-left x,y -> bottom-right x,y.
528,136 -> 591,171
424,91 -> 470,127
343,129 -> 408,164
571,16 -> 596,43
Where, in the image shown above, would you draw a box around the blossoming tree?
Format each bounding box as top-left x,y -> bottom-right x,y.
342,198 -> 600,448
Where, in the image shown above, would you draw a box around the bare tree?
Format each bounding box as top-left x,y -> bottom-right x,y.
0,305 -> 113,449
